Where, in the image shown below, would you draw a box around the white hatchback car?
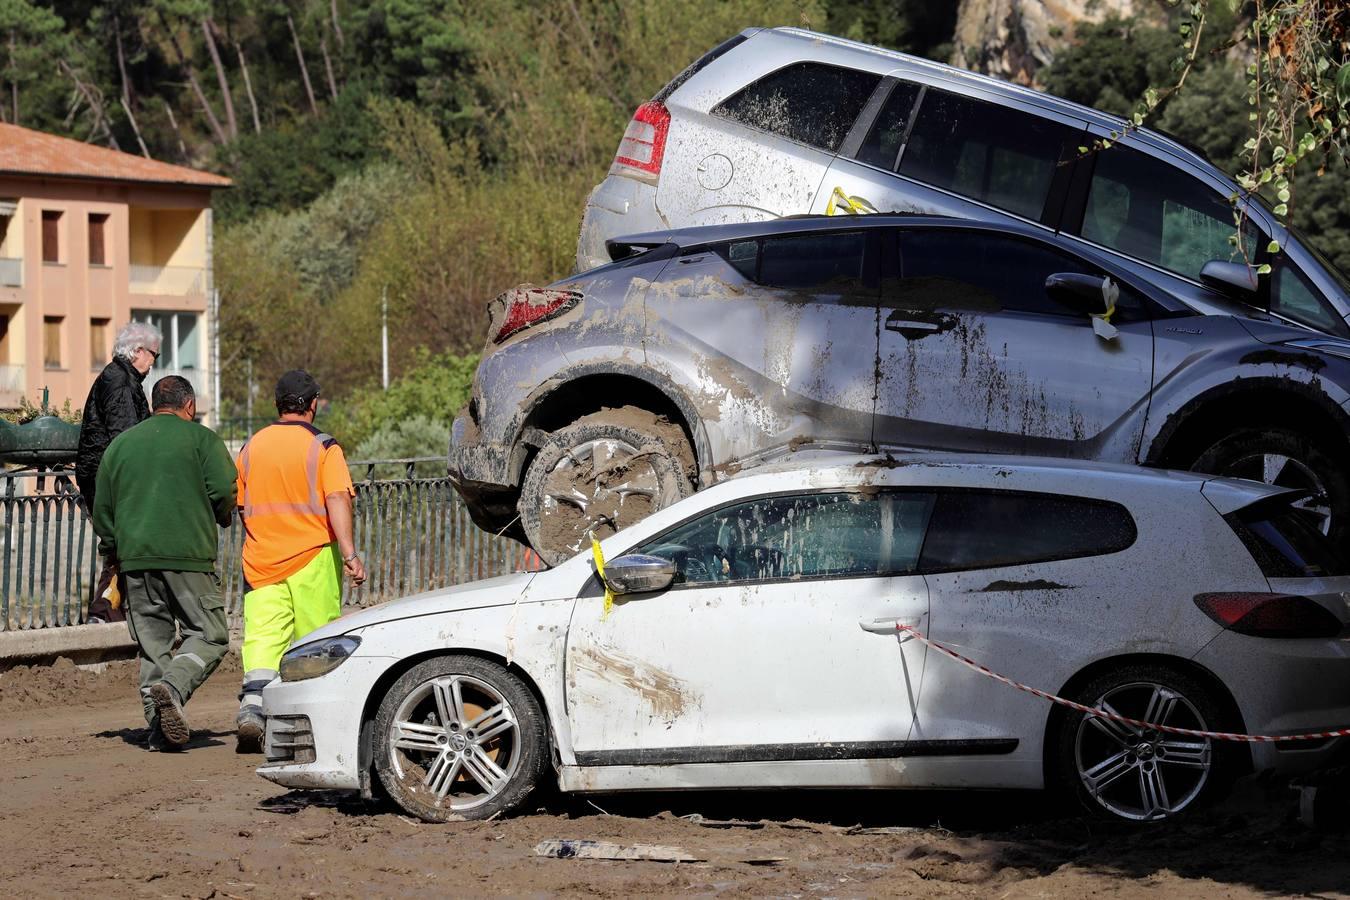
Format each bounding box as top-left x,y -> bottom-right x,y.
258,454 -> 1350,823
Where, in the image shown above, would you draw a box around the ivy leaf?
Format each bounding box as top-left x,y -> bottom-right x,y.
1257,264 -> 1272,276
1337,63 -> 1350,106
1278,188 -> 1290,202
1078,146 -> 1089,154
1274,203 -> 1288,216
1267,240 -> 1281,254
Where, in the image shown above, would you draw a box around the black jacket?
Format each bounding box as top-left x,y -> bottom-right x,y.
77,357 -> 150,500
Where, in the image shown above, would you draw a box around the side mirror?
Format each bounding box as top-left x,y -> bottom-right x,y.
1199,259 -> 1258,299
1045,272 -> 1112,316
603,554 -> 676,595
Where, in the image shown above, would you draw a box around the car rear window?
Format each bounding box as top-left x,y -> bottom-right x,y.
1225,495 -> 1348,577
898,89 -> 1076,222
710,231 -> 871,301
713,62 -> 882,153
918,490 -> 1137,573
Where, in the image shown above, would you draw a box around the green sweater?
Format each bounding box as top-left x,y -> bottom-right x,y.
93,413 -> 237,573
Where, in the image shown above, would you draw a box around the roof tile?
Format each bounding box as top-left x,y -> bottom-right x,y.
0,122 -> 230,188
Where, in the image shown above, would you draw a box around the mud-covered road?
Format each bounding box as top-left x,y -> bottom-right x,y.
2,655 -> 1348,898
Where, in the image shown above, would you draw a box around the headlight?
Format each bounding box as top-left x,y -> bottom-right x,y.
279,635 -> 361,682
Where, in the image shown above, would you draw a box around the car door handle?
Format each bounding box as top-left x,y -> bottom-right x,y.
859,616 -> 920,635
884,319 -> 940,336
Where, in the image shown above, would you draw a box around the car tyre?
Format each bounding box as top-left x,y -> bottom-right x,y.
1049,663 -> 1236,823
520,407 -> 694,566
373,655 -> 548,822
1190,426 -> 1349,548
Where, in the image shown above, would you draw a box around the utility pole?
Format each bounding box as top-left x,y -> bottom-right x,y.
211,289 -> 221,424
381,285 -> 389,390
245,357 -> 253,432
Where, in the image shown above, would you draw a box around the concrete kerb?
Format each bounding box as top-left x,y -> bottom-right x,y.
0,623 -> 138,672
0,624 -> 246,672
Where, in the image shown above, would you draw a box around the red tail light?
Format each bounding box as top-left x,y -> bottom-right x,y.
1193,592 -> 1343,638
490,287 -> 582,343
613,101 -> 671,176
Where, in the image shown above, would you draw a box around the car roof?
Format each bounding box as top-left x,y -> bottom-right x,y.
721,449 -> 1289,509
759,27 -> 1227,183
609,213 -> 1096,258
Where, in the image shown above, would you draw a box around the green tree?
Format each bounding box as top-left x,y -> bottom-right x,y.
0,0 -> 72,130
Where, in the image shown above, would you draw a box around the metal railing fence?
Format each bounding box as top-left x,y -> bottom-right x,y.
128,264 -> 205,297
0,458 -> 535,632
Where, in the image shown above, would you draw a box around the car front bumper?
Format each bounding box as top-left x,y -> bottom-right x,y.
256,655 -> 395,792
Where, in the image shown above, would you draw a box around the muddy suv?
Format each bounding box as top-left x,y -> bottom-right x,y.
451,215 -> 1350,566
578,27 -> 1350,337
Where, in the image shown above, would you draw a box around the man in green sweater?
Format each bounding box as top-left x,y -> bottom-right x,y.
94,375 -> 237,750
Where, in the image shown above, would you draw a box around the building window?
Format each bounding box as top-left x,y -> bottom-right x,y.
132,310 -> 199,370
41,211 -> 61,264
0,313 -> 11,365
90,318 -> 110,368
88,214 -> 109,266
43,316 -> 62,369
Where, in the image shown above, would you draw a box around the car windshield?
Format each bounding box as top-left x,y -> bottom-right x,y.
1286,223 -> 1350,299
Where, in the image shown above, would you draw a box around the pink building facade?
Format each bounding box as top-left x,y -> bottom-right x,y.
0,123 -> 229,421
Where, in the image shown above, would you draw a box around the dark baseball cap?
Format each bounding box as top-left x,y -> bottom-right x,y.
275,369 -> 321,410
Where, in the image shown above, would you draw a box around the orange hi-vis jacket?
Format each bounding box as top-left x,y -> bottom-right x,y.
235,421 -> 354,589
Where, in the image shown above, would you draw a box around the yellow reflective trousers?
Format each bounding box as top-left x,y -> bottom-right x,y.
241,543 -> 343,683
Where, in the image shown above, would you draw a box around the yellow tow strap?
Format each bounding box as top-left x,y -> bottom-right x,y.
825,185 -> 878,216
591,536 -> 615,620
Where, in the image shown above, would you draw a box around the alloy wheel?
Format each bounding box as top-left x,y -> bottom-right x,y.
1073,681 -> 1212,821
539,437 -> 666,555
388,674 -> 522,812
1217,450 -> 1331,534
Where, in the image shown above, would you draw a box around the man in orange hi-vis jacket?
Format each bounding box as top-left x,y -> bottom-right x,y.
234,370 -> 366,752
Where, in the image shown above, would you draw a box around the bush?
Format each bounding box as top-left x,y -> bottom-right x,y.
352,415 -> 452,477
325,350 -> 479,449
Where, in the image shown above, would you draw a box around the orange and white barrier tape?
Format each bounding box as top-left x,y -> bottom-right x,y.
896,624 -> 1350,744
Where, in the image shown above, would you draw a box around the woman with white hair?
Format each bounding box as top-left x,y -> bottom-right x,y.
77,320 -> 161,622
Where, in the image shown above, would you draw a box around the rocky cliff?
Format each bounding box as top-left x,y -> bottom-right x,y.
950,0 -> 1155,85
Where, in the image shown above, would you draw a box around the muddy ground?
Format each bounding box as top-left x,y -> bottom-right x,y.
2,655 -> 1348,899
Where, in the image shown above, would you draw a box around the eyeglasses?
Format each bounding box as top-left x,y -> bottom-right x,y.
141,347 -> 160,363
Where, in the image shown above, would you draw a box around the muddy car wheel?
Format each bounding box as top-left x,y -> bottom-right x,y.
1191,427 -> 1349,545
520,409 -> 694,566
1050,664 -> 1233,823
373,655 -> 547,823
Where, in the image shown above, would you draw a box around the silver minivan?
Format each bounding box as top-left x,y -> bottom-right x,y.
578,27 -> 1350,337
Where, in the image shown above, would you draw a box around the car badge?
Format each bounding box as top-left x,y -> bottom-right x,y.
1166,326 -> 1203,335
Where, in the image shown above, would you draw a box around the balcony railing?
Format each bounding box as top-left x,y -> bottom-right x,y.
129,264 -> 205,296
0,364 -> 23,394
0,257 -> 20,288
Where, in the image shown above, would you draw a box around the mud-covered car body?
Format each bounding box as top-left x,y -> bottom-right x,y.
578,26 -> 1350,337
451,215 -> 1350,539
262,454 -> 1350,823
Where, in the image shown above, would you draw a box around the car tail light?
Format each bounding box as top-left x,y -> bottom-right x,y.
613,101 -> 671,176
1193,592 -> 1343,638
489,287 -> 582,343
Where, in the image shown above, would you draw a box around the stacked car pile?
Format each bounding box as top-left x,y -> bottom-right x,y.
257,27 -> 1350,826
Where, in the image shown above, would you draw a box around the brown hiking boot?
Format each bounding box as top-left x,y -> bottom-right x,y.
148,682 -> 189,746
